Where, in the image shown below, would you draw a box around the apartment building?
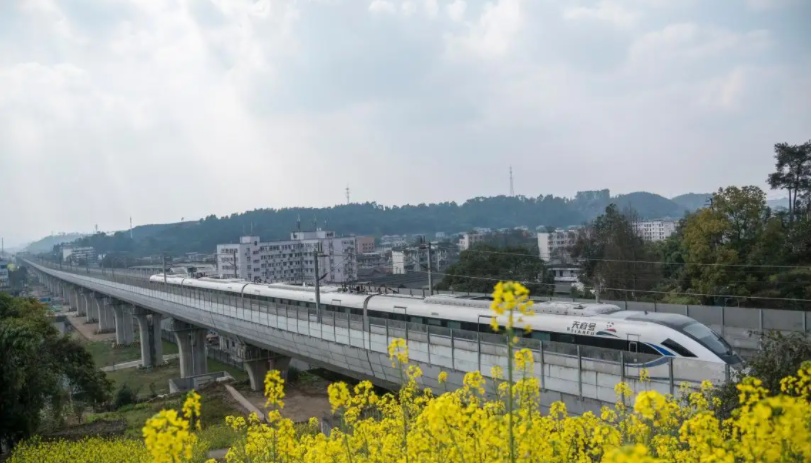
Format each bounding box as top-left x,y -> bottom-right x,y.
355,236 -> 376,254
537,228 -> 579,263
62,246 -> 96,264
0,258 -> 9,290
634,220 -> 677,242
392,244 -> 451,274
458,233 -> 485,251
217,230 -> 357,284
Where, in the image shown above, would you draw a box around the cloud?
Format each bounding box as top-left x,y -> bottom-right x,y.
0,0 -> 809,245
746,0 -> 800,10
369,0 -> 397,14
446,0 -> 467,21
563,1 -> 641,29
627,23 -> 772,72
446,0 -> 525,59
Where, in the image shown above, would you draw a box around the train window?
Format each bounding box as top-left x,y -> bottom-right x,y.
391,313 -> 406,322
461,322 -> 479,331
479,323 -> 499,334
552,333 -> 575,344
638,343 -> 659,356
409,316 -> 424,324
662,339 -> 696,357
426,318 -> 442,327
350,308 -> 363,316
529,331 -> 551,341
447,321 -> 462,330
629,342 -> 638,353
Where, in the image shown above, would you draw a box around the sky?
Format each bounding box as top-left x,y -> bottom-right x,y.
1,0 -> 809,247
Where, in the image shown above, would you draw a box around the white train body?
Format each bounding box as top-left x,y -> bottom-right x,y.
149,275 -> 742,366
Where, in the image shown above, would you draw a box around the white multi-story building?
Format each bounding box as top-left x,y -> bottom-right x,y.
392,244 -> 450,274
62,246 -> 96,264
634,220 -> 677,242
217,230 -> 357,284
537,228 -> 579,263
0,258 -> 9,290
458,233 -> 485,251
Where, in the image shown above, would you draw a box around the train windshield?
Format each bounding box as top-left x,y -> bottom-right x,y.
683,322 -> 733,355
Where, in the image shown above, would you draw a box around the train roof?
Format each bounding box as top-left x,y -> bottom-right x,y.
606,311 -> 697,328
423,294 -> 622,317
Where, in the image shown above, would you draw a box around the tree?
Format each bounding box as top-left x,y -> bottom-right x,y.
680,186 -> 776,303
767,140 -> 811,221
435,244 -> 551,295
712,332 -> 811,420
570,205 -> 660,300
0,294 -> 112,450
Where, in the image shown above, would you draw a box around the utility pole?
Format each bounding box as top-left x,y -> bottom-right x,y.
427,240 -> 433,295
313,243 -> 322,322
162,253 -> 167,284
130,217 -> 133,239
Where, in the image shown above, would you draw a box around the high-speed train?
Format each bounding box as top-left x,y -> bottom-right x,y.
149,274 -> 743,366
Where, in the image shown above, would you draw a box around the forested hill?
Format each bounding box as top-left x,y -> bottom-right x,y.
58,191 -> 697,257
24,233 -> 87,254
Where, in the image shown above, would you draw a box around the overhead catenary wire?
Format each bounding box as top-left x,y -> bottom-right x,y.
407,269 -> 811,304
461,248 -> 811,270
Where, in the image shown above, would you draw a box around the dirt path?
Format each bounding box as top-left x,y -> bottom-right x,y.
241,384 -> 332,424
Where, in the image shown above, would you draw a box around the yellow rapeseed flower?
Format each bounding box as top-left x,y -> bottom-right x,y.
388,338 -> 409,366
514,348 -> 533,372
142,409 -> 197,463
41,282 -> 811,463
264,369 -> 286,409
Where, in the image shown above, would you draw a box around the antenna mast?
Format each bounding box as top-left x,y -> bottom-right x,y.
130,217 -> 133,239
509,166 -> 514,197
345,185 -> 350,205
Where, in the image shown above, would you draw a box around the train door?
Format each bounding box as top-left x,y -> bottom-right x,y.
627,333 -> 640,364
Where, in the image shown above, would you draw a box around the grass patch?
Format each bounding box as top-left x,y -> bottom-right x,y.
198,424 -> 240,450
104,356 -> 247,399
85,340 -> 179,368
87,383 -> 247,440
105,358 -> 183,398
207,358 -> 248,383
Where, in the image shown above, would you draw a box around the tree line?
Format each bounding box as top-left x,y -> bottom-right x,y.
572,140 -> 811,309
47,190 -> 697,260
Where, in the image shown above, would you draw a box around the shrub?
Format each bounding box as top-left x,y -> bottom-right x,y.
113,385 -> 138,411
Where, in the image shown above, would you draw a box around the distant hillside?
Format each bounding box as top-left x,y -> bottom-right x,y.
671,193 -> 712,212
25,233 -> 88,254
45,191 -> 706,258
571,190 -> 687,220
767,197 -> 790,210
612,192 -> 688,220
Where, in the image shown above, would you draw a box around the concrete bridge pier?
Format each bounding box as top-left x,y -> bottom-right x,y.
83,292 -> 96,322
73,289 -> 84,316
171,320 -> 208,378
94,296 -> 116,333
152,312 -> 163,364
112,303 -> 135,345
231,343 -> 292,392
134,308 -> 164,368
76,289 -> 90,320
